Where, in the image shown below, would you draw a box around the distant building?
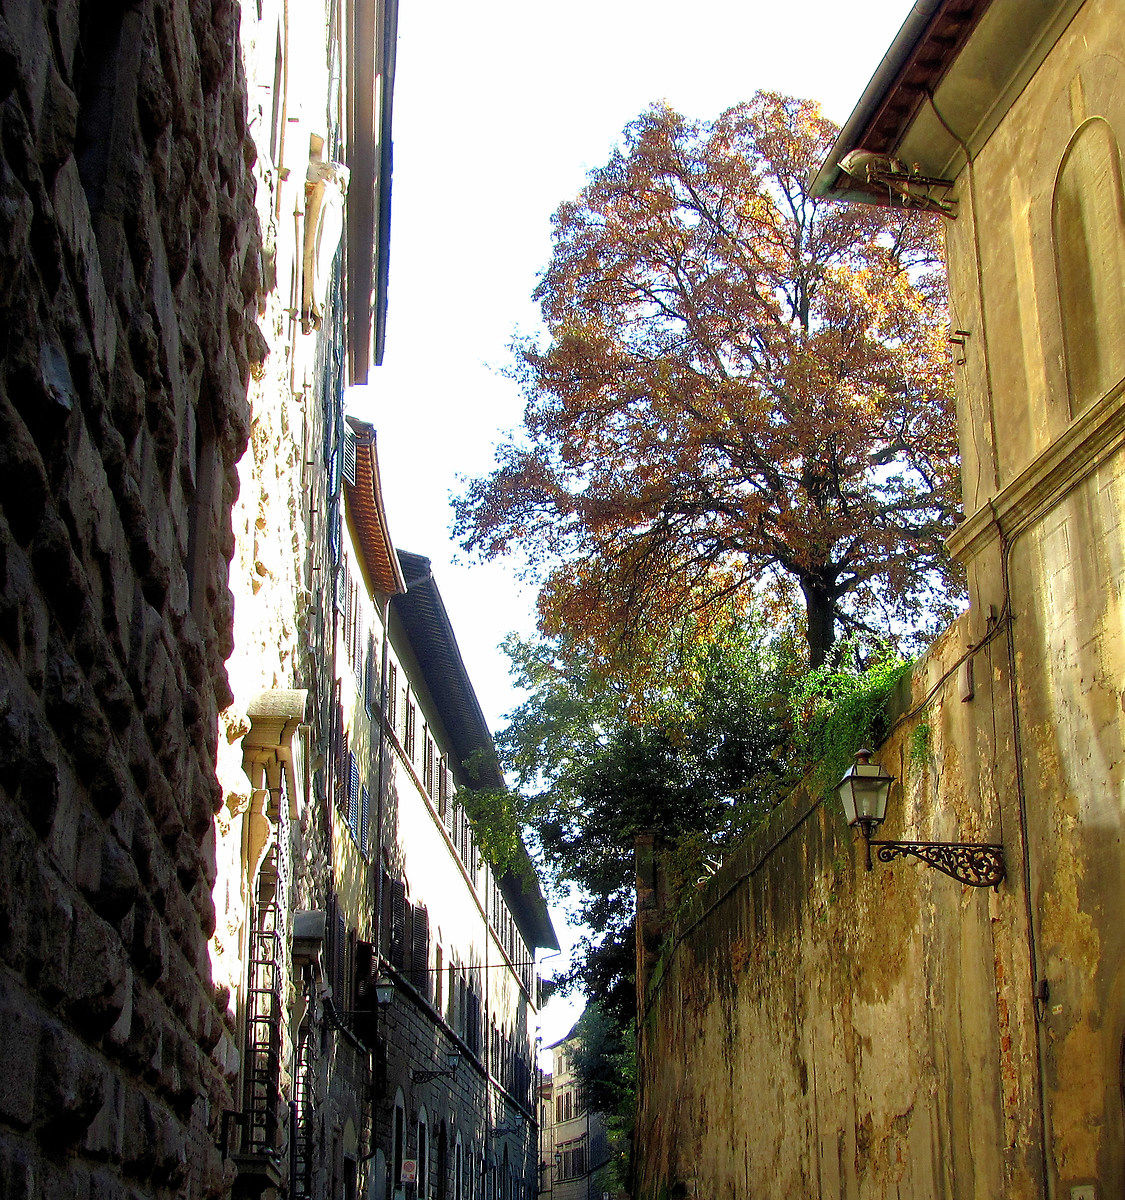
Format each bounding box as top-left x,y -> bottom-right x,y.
538,1028 -> 611,1200
336,426 -> 558,1200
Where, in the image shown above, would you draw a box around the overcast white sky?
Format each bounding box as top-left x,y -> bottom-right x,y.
348,0 -> 917,1044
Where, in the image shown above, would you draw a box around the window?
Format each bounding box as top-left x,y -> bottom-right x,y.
410,904 -> 430,998
1054,118 -> 1125,415
438,757 -> 450,819
365,634 -> 379,712
392,1094 -> 405,1189
417,1110 -> 429,1199
556,1137 -> 587,1181
387,663 -> 398,728
405,699 -> 416,759
423,730 -> 434,795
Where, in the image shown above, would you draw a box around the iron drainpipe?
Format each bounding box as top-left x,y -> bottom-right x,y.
373,592 -> 391,949
924,83 -> 1050,1199
993,504 -> 1053,1200
372,590 -> 393,1162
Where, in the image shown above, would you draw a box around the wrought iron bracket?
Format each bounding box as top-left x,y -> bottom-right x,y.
866,836 -> 1005,888
412,1065 -> 456,1085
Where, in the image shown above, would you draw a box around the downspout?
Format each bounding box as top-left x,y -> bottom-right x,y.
374,592 -> 392,956
484,874 -> 492,1200
924,84 -> 1050,1199
991,500 -> 1054,1200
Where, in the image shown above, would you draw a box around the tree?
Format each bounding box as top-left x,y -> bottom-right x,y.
456,93 -> 961,668
500,617 -> 803,1012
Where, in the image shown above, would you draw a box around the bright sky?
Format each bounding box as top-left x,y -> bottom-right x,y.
348,0 -> 917,1045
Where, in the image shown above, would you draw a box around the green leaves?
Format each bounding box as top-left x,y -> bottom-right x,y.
791,649 -> 913,801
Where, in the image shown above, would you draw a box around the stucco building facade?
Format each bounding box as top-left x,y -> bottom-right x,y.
337,433 -> 558,1200
635,2 -> 1125,1198
537,1030 -> 610,1200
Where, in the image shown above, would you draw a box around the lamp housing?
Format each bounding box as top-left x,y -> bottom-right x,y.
836,749 -> 893,833
374,975 -> 395,1006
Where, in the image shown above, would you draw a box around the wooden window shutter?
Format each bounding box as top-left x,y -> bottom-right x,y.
387,663 -> 397,728
360,784 -> 370,855
390,878 -> 407,968
437,758 -> 448,820
334,910 -> 346,1002
342,425 -> 357,486
467,986 -> 480,1056
411,904 -> 429,998
348,752 -> 360,835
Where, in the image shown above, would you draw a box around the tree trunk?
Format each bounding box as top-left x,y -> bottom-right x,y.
800,576 -> 836,669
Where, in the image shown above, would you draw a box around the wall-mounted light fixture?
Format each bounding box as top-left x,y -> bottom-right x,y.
491,1111 -> 525,1137
374,974 -> 396,1007
412,1050 -> 461,1085
838,750 -> 1005,888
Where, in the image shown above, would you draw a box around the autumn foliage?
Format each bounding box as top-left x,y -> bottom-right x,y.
456,93 -> 962,667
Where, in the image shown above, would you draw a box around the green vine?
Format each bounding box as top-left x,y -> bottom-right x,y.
792,652 -> 913,802
909,719 -> 932,765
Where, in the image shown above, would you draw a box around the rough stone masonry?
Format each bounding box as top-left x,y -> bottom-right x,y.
0,1 -> 263,1195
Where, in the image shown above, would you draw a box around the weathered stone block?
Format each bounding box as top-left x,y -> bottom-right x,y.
66,903 -> 129,1036
0,974 -> 40,1129
36,1020 -> 108,1147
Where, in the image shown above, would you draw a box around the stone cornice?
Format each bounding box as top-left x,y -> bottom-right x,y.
947,377 -> 1125,563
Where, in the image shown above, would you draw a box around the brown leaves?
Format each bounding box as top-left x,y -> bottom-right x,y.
455,93 -> 962,668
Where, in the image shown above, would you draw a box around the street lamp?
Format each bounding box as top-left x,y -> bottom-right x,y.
838,749 -> 1005,887
374,974 -> 395,1007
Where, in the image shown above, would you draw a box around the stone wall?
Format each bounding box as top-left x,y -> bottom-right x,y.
634,619 -> 1044,1200
0,1 -> 259,1195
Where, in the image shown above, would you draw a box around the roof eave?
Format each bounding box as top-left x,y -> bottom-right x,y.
344,418 -> 407,596
811,0 -> 987,201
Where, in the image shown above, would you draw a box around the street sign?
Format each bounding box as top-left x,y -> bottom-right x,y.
401,1161 -> 417,1184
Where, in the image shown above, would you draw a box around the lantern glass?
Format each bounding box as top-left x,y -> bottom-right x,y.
375,975 -> 395,1006
837,752 -> 892,829
445,1050 -> 461,1072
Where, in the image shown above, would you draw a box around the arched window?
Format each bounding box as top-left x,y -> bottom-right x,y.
417,1108 -> 429,1200
1053,117 -> 1125,414
454,1133 -> 463,1200
392,1090 -> 406,1192
436,1122 -> 448,1200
